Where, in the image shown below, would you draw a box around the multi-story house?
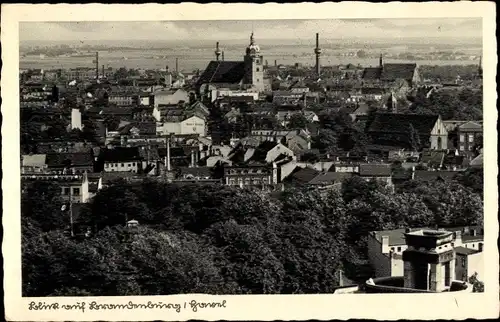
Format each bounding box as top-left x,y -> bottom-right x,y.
457,121 -> 482,152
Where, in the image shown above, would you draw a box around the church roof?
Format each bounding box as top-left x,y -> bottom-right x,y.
380,63 -> 417,82
362,64 -> 417,83
197,61 -> 245,85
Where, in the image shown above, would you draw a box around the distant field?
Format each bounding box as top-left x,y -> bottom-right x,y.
20,46 -> 480,72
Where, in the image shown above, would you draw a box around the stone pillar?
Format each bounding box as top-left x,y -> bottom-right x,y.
430,263 -> 445,292
449,258 -> 456,284
404,261 -> 414,289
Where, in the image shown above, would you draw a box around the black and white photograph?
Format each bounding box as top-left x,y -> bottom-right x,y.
2,2 -> 498,321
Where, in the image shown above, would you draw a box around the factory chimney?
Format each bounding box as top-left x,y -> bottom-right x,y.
379,54 -> 383,68
175,58 -> 179,74
102,65 -> 104,79
314,33 -> 322,76
215,42 -> 222,61
95,52 -> 99,80
222,51 -> 225,61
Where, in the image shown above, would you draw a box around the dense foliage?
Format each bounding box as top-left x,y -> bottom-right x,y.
22,173 -> 483,296
406,87 -> 482,121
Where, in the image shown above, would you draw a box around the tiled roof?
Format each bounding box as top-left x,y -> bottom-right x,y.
289,167 -> 320,183
101,171 -> 142,184
420,151 -> 445,166
469,153 -> 483,168
308,172 -> 353,185
197,61 -> 246,85
22,154 -> 47,167
380,64 -> 417,82
458,121 -> 482,132
45,152 -> 94,167
362,67 -> 382,80
454,246 -> 479,255
359,163 -> 392,177
249,141 -> 279,162
102,147 -> 143,162
368,113 -> 439,135
118,122 -> 156,136
372,227 -> 430,246
219,95 -> 254,103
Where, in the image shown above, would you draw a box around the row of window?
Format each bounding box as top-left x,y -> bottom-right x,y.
459,134 -> 476,143
227,169 -> 265,175
459,145 -> 474,151
228,177 -> 269,185
62,187 -> 81,196
105,162 -> 137,168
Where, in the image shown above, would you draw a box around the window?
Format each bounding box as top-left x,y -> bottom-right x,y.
397,246 -> 401,252
132,162 -> 135,166
460,145 -> 465,151
256,67 -> 260,72
62,187 -> 69,195
390,247 -> 394,252
460,134 -> 465,142
468,134 -> 474,143
462,257 -> 467,267
256,79 -> 260,82
121,163 -> 125,167
72,187 -> 81,196
471,243 -> 475,248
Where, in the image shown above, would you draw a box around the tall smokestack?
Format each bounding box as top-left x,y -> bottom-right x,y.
95,52 -> 99,80
314,33 -> 321,77
222,51 -> 224,61
102,65 -> 104,79
215,42 -> 221,61
175,58 -> 179,73
275,60 -> 277,67
166,135 -> 171,172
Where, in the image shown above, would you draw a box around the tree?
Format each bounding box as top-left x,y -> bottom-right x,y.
313,129 -> 338,154
22,181 -> 68,232
408,124 -> 421,151
287,113 -> 309,129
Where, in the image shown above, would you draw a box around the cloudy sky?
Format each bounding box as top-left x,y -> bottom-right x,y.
20,18 -> 482,42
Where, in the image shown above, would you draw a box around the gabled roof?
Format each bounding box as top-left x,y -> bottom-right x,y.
368,113 -> 440,135
249,141 -> 279,162
420,150 -> 445,166
458,121 -> 483,132
288,167 -> 320,184
359,163 -> 391,177
197,61 -> 246,85
362,67 -> 382,80
22,154 -> 47,167
102,147 -> 143,162
380,63 -> 417,82
46,152 -> 93,167
118,122 -> 156,136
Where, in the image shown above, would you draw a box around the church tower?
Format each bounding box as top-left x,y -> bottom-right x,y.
244,32 -> 264,92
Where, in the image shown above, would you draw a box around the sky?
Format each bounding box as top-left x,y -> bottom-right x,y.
20,18 -> 482,42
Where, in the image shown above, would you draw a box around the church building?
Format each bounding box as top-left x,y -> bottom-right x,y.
196,33 -> 265,98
